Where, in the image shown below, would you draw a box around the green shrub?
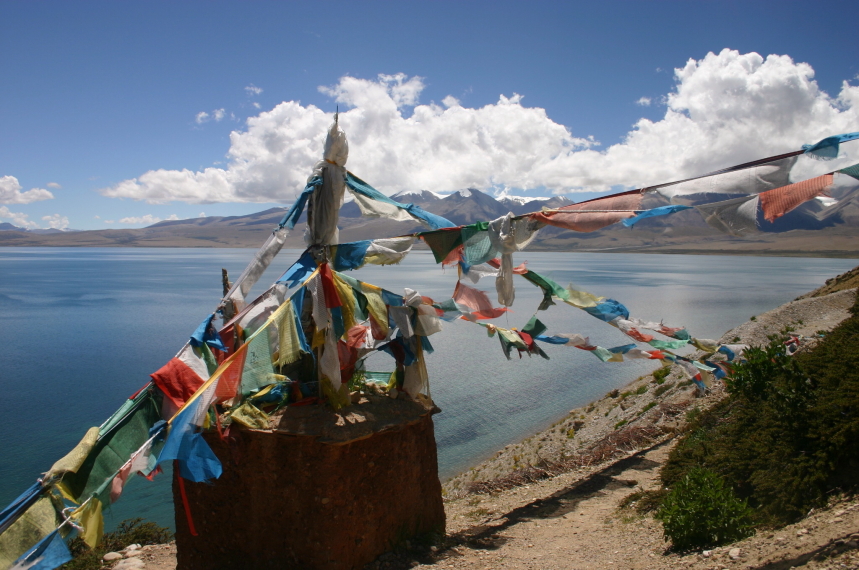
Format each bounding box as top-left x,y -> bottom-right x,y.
662,289 -> 859,526
635,385 -> 648,395
619,489 -> 668,514
652,366 -> 671,384
62,519 -> 172,570
654,382 -> 674,397
656,468 -> 753,550
614,419 -> 627,429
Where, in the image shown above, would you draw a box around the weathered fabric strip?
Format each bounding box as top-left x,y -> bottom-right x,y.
332,274 -> 358,333
10,528 -> 71,570
176,344 -> 212,384
273,302 -> 301,367
157,381 -> 222,483
420,228 -> 463,263
531,190 -> 642,232
226,226 -> 291,304
0,496 -> 61,570
229,401 -> 270,430
306,163 -> 346,246
319,327 -> 342,385
802,131 -> 859,160
345,172 -> 454,230
45,427 -> 100,482
839,163 -> 859,181
695,195 -> 759,236
75,498 -> 103,548
189,314 -> 228,352
359,285 -> 389,338
150,358 -> 206,411
759,174 -> 833,222
364,237 -> 414,266
452,281 -> 508,320
621,204 -> 693,227
659,157 -> 797,203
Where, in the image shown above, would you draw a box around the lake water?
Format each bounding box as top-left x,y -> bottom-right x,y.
0,247 -> 855,531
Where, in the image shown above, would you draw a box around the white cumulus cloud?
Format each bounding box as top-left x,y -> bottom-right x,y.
213,109 -> 225,122
245,84 -> 263,96
118,214 -> 163,225
195,111 -> 210,124
102,51 -> 859,204
636,97 -> 652,106
0,206 -> 38,229
41,214 -> 69,230
0,176 -> 54,204
46,182 -> 61,189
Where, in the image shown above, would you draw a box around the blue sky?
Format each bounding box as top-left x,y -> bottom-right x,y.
2,1 -> 859,230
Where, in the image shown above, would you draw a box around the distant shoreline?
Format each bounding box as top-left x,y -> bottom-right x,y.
1,237 -> 857,259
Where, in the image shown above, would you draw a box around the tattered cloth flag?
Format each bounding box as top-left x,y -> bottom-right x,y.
531,190 -> 643,232
802,131 -> 859,160
658,156 -> 797,204
759,173 -> 833,222
695,194 -> 760,236
840,163 -> 859,181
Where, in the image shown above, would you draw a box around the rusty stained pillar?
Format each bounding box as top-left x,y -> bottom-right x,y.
172,396 -> 445,570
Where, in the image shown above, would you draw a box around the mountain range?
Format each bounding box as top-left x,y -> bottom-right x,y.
1,186 -> 857,257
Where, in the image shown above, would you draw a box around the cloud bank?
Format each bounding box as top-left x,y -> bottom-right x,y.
0,206 -> 38,229
117,213 -> 178,225
41,214 -> 69,230
102,50 -> 859,205
0,176 -> 54,204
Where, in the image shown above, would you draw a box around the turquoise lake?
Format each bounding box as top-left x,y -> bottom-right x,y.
1,247 -> 856,530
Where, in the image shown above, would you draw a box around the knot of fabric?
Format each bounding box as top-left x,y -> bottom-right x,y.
488,213 -> 517,306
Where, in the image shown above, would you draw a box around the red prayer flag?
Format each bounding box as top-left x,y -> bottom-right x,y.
150,357 -> 205,410
453,281 -> 508,320
318,263 -> 343,309
760,174 -> 833,222
531,190 -> 643,232
214,347 -> 247,401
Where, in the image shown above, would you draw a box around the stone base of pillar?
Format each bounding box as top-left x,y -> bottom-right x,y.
172,397 -> 445,570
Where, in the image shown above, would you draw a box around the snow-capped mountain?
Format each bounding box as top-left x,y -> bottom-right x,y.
390,189 -> 445,202
497,195 -> 573,215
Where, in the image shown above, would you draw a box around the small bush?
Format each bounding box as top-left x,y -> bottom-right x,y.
656,468 -> 753,550
619,489 -> 668,514
614,419 -> 627,429
652,366 -> 671,384
638,401 -> 657,416
654,383 -> 674,397
684,407 -> 701,424
635,385 -> 648,395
